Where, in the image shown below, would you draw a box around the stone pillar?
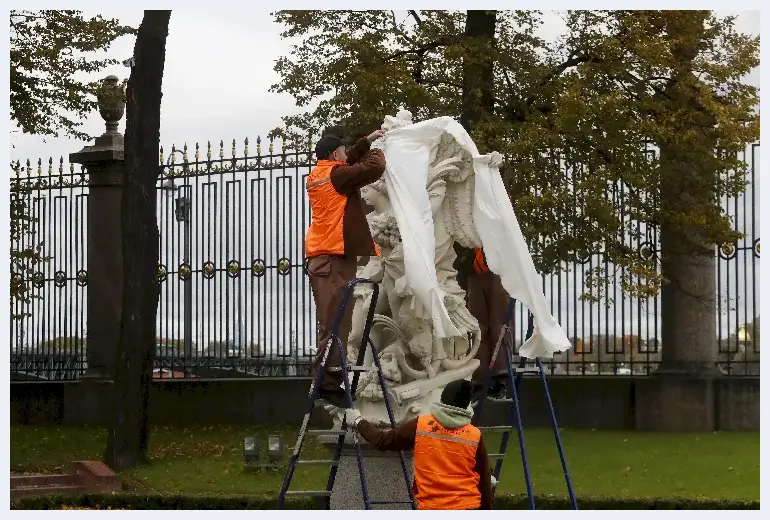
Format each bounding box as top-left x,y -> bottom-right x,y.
318,434 -> 414,510
70,75 -> 126,381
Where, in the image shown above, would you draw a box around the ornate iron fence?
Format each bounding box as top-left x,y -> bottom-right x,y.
9,140 -> 760,380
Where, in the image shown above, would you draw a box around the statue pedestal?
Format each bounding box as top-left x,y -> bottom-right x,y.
318,435 -> 414,510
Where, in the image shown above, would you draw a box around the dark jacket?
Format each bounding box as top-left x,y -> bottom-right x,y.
327,137 -> 385,257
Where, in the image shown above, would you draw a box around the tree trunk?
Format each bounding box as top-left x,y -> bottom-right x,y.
459,10 -> 497,135
657,12 -> 720,376
455,10 -> 497,291
105,9 -> 171,471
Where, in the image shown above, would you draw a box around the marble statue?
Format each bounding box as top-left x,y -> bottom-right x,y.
324,109 -> 486,426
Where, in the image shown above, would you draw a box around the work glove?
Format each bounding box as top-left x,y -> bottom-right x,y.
344,408 -> 363,429
491,475 -> 498,489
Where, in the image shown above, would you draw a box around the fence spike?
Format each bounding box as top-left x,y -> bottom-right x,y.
170,146 -> 176,165
159,145 -> 165,165
244,137 -> 249,157
37,158 -> 42,176
59,156 -> 64,175
195,142 -> 200,163
269,136 -> 274,154
48,157 -> 53,175
219,140 -> 224,159
207,141 -> 212,161
232,138 -> 236,158
257,135 -> 262,156
183,143 -> 189,163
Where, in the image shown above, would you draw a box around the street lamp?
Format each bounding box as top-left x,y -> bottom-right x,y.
160,151 -> 193,360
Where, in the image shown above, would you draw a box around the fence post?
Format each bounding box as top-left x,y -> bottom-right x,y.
70,75 -> 126,381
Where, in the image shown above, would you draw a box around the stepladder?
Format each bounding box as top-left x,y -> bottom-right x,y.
471,297 -> 578,510
276,277 -> 416,510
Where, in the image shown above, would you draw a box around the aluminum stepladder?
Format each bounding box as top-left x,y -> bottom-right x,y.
471,297 -> 578,510
277,277 -> 416,510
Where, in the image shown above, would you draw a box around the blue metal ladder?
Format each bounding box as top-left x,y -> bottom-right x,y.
277,278 -> 416,510
471,297 -> 578,510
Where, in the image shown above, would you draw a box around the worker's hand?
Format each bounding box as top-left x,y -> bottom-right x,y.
367,129 -> 385,143
490,475 -> 498,489
344,408 -> 363,429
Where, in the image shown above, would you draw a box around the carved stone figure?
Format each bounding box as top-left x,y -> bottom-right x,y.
327,110 -> 484,426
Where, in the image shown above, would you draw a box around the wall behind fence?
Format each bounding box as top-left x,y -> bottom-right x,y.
9,140 -> 760,381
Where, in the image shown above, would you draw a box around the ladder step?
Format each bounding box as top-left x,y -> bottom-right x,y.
479,426 -> 513,432
488,453 -> 505,459
326,365 -> 378,373
285,490 -> 332,497
307,429 -> 347,436
296,459 -> 339,466
489,398 -> 513,403
514,366 -> 540,374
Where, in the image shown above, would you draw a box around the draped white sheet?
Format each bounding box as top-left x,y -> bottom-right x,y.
373,116 -> 571,359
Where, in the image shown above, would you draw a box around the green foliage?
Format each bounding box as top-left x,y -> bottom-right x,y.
11,492 -> 760,510
10,10 -> 135,140
270,10 -> 759,297
10,162 -> 48,319
10,11 -> 133,317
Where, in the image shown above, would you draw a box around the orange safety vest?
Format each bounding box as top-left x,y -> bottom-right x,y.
413,414 -> 482,510
305,160 -> 348,257
473,248 -> 489,274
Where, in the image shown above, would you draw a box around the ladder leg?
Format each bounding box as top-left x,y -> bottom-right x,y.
490,344 -> 515,481
536,357 -> 578,510
278,280 -> 360,510
324,339 -> 354,509
368,337 -> 416,509
510,353 -> 535,510
322,423 -> 347,510
350,283 -> 380,397
336,332 -> 373,509
277,342 -> 333,509
337,281 -> 375,509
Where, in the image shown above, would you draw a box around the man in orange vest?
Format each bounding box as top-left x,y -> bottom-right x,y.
344,379 -> 494,510
306,129 -> 386,408
469,247 -> 512,400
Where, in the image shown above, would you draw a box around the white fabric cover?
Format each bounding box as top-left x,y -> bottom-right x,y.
373,116 -> 571,359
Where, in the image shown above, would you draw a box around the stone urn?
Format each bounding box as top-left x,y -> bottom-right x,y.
97,75 -> 126,134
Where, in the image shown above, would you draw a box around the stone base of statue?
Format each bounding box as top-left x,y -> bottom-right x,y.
317,434 -> 414,510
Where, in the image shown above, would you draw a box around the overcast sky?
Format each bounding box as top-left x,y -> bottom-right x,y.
9,9 -> 761,354
9,9 -> 760,162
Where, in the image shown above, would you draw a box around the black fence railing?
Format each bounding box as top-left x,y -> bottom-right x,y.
9,140 -> 759,380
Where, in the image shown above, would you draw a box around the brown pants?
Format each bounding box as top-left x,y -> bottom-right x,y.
307,254 -> 357,392
468,271 -> 512,384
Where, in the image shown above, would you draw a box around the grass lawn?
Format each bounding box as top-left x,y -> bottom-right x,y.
10,425 -> 760,501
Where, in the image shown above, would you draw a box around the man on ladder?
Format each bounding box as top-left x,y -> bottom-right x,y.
343,379 -> 495,510
469,247 -> 512,400
305,128 -> 386,408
